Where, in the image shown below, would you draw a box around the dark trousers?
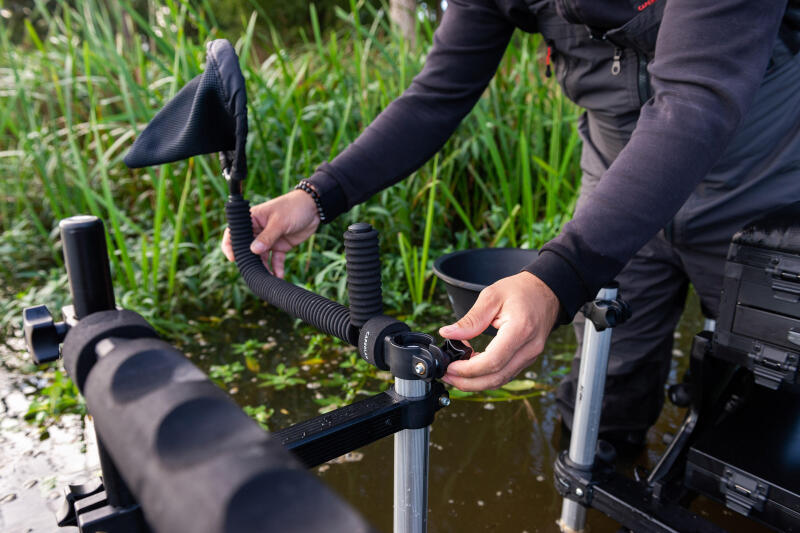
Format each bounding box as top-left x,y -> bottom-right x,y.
555,52 -> 800,435
555,232 -> 728,434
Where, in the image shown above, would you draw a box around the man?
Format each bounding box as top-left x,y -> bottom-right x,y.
222,0 -> 799,445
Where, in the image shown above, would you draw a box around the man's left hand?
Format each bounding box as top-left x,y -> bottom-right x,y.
439,271 -> 560,391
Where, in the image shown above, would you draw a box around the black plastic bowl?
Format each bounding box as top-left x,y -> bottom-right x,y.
433,248 -> 539,330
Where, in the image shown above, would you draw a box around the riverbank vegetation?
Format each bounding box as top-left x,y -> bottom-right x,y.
0,0 -> 581,431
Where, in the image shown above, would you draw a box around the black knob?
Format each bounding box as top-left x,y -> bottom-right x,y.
22,305 -> 70,364
441,339 -> 472,364
429,339 -> 473,379
667,383 -> 692,407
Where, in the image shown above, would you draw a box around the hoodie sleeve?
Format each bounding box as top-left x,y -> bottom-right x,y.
524,0 -> 786,322
306,0 -> 515,220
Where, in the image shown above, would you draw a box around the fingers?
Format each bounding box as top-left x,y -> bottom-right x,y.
220,216 -> 278,263
221,228 -> 234,262
443,337 -> 541,392
438,288 -> 500,340
250,217 -> 283,256
222,190 -> 321,268
221,201 -> 269,262
446,320 -> 535,379
271,250 -> 287,279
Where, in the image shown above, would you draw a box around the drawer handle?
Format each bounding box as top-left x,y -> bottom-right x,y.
771,280 -> 800,302
788,329 -> 800,347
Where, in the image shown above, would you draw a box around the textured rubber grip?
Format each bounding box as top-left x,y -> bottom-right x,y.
225,196 -> 356,345
344,223 -> 383,327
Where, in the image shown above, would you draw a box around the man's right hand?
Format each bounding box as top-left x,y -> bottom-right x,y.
221,189 -> 320,278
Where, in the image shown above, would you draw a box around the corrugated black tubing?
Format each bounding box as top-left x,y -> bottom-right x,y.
226,195 -> 356,345
344,223 -> 383,327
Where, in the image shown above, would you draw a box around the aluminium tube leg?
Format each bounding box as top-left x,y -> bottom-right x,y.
559,286 -> 618,533
394,378 -> 430,533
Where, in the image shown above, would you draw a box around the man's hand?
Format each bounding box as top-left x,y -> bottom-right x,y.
439,272 -> 560,391
221,189 -> 320,278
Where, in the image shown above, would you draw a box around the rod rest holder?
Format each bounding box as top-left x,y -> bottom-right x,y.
357,315 -> 472,381
226,194 -> 355,345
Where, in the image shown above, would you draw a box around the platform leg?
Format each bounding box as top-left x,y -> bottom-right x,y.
393,378 -> 430,533
559,286 -> 617,533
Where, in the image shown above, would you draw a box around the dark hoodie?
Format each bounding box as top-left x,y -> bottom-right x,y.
307,0 -> 792,322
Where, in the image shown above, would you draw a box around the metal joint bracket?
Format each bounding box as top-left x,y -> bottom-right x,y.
276,380 -> 451,468
384,333 -> 472,381
394,380 -> 448,429
554,451 -> 600,506
582,297 -> 631,332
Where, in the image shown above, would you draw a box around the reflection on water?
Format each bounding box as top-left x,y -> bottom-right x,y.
188,291 -> 770,532
307,292 -> 768,532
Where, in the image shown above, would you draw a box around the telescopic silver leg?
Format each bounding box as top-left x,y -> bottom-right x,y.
394,378 -> 430,533
558,286 -> 618,533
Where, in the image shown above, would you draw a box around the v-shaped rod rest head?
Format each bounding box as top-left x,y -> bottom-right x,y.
124,39 -> 248,184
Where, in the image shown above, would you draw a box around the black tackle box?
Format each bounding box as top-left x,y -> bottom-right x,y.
685,384 -> 800,531
714,202 -> 800,391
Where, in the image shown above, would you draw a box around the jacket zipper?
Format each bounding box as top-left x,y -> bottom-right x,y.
611,47 -> 622,76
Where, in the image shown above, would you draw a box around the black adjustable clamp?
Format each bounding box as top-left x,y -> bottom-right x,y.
385,333 -> 472,382
554,452 -> 597,506
553,443 -> 617,506
582,297 -> 632,332
357,315 -> 472,381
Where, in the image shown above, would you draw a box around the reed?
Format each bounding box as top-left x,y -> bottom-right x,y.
0,0 -> 581,331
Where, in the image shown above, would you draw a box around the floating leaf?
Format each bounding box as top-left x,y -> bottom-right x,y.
245,354 -> 260,373
501,379 -> 542,392
484,389 -> 513,398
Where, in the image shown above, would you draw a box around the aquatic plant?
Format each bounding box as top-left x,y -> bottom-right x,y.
2,0 -> 580,432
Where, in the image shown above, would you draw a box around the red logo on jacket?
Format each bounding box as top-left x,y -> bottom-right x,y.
637,0 -> 658,11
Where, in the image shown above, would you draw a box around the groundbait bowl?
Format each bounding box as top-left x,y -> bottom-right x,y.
433,248 -> 539,334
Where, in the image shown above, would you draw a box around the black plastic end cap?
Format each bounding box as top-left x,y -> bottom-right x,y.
358,315 -> 409,370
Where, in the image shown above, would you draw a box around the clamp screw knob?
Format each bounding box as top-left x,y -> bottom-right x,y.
414,361 -> 427,376
438,395 -> 451,407
22,305 -> 69,365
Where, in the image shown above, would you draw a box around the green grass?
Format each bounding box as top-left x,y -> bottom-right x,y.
0,0 -> 581,337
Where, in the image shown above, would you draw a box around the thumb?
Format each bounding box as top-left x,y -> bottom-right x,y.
250,219 -> 281,255
439,290 -> 500,340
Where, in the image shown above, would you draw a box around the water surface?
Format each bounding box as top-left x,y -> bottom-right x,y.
1,291 -> 773,532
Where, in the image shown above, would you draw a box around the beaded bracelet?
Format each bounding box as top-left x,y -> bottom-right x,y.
295,179 -> 328,223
